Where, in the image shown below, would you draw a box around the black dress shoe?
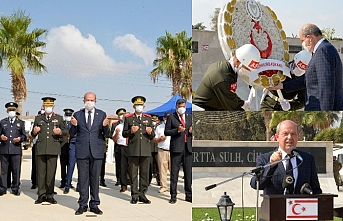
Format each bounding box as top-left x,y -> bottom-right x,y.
99,182 -> 107,187
31,184 -> 37,189
114,181 -> 120,186
90,207 -> 103,215
59,183 -> 66,188
185,197 -> 192,203
139,197 -> 151,204
35,196 -> 46,204
63,188 -> 69,194
0,191 -> 6,196
75,206 -> 87,215
12,190 -> 20,196
169,198 -> 177,204
46,197 -> 57,204
70,184 -> 75,189
130,198 -> 138,204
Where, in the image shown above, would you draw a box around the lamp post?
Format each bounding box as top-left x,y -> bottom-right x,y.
216,192 -> 235,221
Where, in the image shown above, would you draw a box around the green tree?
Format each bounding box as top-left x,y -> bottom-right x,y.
151,31 -> 192,99
0,10 -> 48,115
210,8 -> 220,31
192,22 -> 206,30
321,27 -> 342,40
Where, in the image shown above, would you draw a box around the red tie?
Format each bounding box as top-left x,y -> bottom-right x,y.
180,115 -> 187,142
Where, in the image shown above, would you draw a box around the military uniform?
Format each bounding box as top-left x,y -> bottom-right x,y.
149,115 -> 160,186
30,97 -> 67,203
260,73 -> 306,111
193,61 -> 245,111
122,96 -> 155,203
0,102 -> 27,196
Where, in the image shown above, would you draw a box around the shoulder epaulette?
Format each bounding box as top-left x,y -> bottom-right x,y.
143,113 -> 151,118
125,113 -> 135,118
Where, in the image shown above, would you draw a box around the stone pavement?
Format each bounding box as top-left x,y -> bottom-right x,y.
0,149 -> 191,221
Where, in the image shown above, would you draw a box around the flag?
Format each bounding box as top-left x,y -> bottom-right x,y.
286,198 -> 318,220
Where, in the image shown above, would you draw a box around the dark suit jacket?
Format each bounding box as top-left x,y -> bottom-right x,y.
305,39 -> 343,110
250,149 -> 322,194
69,108 -> 110,159
31,113 -> 67,155
0,117 -> 27,155
164,112 -> 192,153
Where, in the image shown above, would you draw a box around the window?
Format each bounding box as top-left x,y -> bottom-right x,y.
192,41 -> 198,53
288,45 -> 302,54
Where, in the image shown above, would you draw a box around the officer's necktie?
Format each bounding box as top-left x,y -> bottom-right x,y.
10,119 -> 13,125
138,116 -> 141,121
47,116 -> 50,121
87,111 -> 92,130
179,114 -> 187,142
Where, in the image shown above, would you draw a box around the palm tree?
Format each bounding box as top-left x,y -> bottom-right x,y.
0,10 -> 48,115
151,31 -> 192,100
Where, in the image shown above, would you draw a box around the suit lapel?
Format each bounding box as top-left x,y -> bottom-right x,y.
174,112 -> 181,124
80,109 -> 87,129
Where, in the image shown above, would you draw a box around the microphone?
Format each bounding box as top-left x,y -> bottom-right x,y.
300,183 -> 313,194
291,149 -> 303,161
282,175 -> 294,195
205,184 -> 217,191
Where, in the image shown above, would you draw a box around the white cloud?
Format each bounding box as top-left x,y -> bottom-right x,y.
112,34 -> 155,65
43,24 -> 143,77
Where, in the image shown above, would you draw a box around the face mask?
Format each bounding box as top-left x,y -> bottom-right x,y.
302,41 -> 311,53
164,120 -> 167,124
45,106 -> 53,114
119,115 -> 124,120
65,116 -> 72,121
85,101 -> 95,110
152,122 -> 157,126
177,107 -> 186,115
40,110 -> 45,114
8,111 -> 16,118
135,105 -> 143,113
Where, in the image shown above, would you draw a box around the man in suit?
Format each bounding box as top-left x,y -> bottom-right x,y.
269,24 -> 343,111
122,96 -> 155,204
69,92 -> 110,215
250,120 -> 322,195
0,102 -> 27,196
31,97 -> 67,204
164,98 -> 192,204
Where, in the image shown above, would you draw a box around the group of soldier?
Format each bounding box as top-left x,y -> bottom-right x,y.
0,93 -> 191,215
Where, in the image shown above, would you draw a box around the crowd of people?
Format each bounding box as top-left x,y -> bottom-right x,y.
0,92 -> 192,215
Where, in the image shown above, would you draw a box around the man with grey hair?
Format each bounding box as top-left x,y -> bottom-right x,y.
250,120 -> 322,194
269,23 -> 343,110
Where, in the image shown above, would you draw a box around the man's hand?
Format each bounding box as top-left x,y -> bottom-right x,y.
1,134 -> 8,141
53,128 -> 62,135
146,126 -> 152,135
269,150 -> 282,167
102,117 -> 109,126
189,126 -> 192,133
178,124 -> 185,132
160,135 -> 167,141
242,100 -> 251,111
13,137 -> 21,142
115,127 -> 120,134
33,126 -> 41,134
71,116 -> 78,126
131,125 -> 139,134
268,82 -> 283,90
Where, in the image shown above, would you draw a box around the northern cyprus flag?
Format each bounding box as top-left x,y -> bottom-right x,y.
286,198 -> 318,220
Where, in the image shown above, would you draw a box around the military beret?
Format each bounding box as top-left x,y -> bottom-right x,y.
116,108 -> 126,115
42,97 -> 56,106
5,102 -> 18,109
131,96 -> 146,105
63,108 -> 74,116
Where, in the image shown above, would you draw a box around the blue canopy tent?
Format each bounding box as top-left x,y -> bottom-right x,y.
144,94 -> 192,117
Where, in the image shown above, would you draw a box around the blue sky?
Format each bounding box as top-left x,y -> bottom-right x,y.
193,0 -> 343,38
0,0 -> 191,118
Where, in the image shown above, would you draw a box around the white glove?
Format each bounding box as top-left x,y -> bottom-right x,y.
280,100 -> 291,111
242,100 -> 251,111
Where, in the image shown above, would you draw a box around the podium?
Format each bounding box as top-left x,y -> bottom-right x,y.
259,194 -> 337,221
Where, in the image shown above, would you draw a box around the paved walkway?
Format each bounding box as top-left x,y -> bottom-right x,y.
0,149 -> 191,220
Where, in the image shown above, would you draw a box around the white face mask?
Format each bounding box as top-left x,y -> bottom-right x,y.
163,120 -> 167,124
119,115 -> 124,120
8,111 -> 16,118
40,110 -> 45,114
302,41 -> 311,53
45,106 -> 53,114
177,107 -> 186,115
152,122 -> 157,126
85,101 -> 95,110
135,105 -> 144,113
65,116 -> 72,122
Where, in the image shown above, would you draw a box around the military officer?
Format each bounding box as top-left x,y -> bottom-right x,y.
149,115 -> 160,186
0,102 -> 26,196
59,109 -> 73,189
123,96 -> 155,204
31,97 -> 67,204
